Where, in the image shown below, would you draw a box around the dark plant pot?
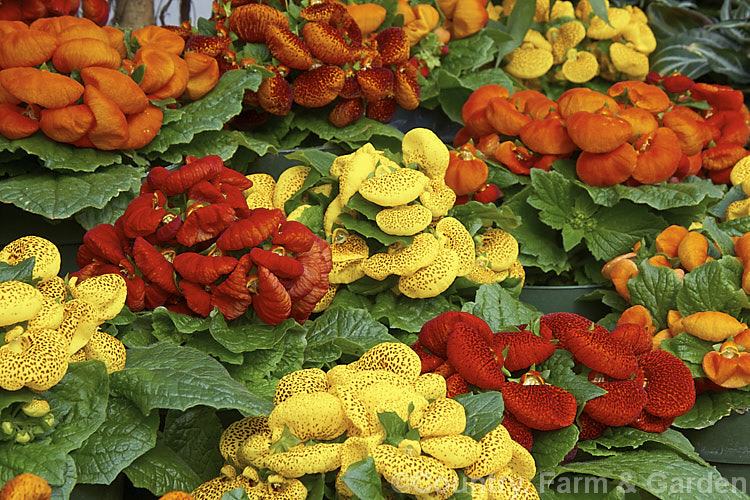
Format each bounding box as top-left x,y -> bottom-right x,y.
518,285 -> 610,321
682,411 -> 750,489
0,203 -> 85,276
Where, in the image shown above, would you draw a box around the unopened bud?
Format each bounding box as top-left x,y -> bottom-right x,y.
21,399 -> 50,418
15,431 -> 31,444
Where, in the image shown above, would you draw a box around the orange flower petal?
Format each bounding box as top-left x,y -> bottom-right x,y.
608,81 -> 670,114
618,106 -> 658,143
0,103 -> 39,140
576,143 -> 637,187
451,0 -> 488,39
0,81 -> 20,105
133,25 -> 186,55
134,48 -> 175,94
519,116 -> 578,155
183,52 -> 220,101
0,28 -> 59,68
662,106 -> 712,156
656,225 -> 689,258
147,53 -> 189,100
0,20 -> 28,36
631,127 -> 682,184
57,22 -> 110,44
102,26 -> 128,59
39,104 -> 95,143
292,65 -> 345,108
567,109 -> 632,153
702,144 -> 750,171
52,38 -> 122,74
347,3 -> 386,36
31,16 -> 102,38
81,67 -> 149,114
83,85 -> 129,150
121,104 -> 163,150
462,84 -> 510,137
486,97 -> 530,136
0,67 -> 84,108
557,87 -> 620,118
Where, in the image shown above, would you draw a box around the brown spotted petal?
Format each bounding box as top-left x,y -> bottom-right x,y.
300,2 -> 349,24
302,22 -> 354,66
328,97 -> 364,128
0,67 -> 84,109
292,65 -> 345,108
0,103 -> 39,140
229,4 -> 289,43
339,70 -> 361,99
0,28 -> 59,68
374,27 -> 409,66
257,71 -> 292,116
356,67 -> 393,102
265,25 -> 313,70
365,97 -> 397,123
185,35 -> 231,58
394,65 -> 420,110
253,265 -> 292,325
560,327 -> 638,380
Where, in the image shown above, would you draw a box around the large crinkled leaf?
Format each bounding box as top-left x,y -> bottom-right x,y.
153,130 -> 278,164
50,457 -> 77,500
341,457 -> 385,500
436,70 -> 473,124
209,313 -> 296,354
674,391 -> 750,430
124,442 -> 202,496
304,307 -> 399,365
579,427 -> 706,465
138,68 -> 265,156
442,33 -> 497,74
460,67 -> 515,92
370,292 -> 456,333
74,185 -> 140,230
0,361 -> 109,485
151,307 -> 211,345
649,40 -> 712,80
461,283 -> 539,330
162,407 -> 224,482
554,449 -> 746,499
578,177 -> 725,210
0,135 -> 122,172
454,392 -> 504,441
185,334 -> 245,365
584,202 -> 666,261
0,163 -> 145,219
71,396 -> 159,484
661,333 -> 712,367
538,350 -> 607,406
531,425 -> 579,471
676,257 -> 749,317
109,342 -> 274,416
627,261 -> 683,330
289,111 -> 403,151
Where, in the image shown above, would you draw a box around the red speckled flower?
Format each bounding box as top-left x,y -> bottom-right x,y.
302,22 -> 354,66
501,411 -> 533,451
690,82 -> 744,110
356,67 -> 394,102
447,322 -> 504,390
328,97 -> 364,128
492,329 -> 556,372
419,311 -> 493,358
559,326 -> 638,379
639,350 -> 696,419
394,63 -> 420,110
374,27 -> 409,66
539,312 -> 605,342
228,3 -> 289,43
501,371 -> 578,431
577,413 -> 608,441
445,373 -> 469,398
629,410 -> 674,433
583,376 -> 647,426
292,65 -> 345,108
257,70 -> 293,116
365,97 -> 397,123
265,25 -> 313,71
609,323 -> 651,356
412,340 -> 444,374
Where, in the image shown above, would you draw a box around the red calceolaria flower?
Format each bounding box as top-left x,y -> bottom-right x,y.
639,350 -> 696,419
491,329 -> 556,372
577,413 -> 609,441
73,154 -> 332,325
501,411 -> 533,451
446,322 -> 505,390
418,310 -> 493,358
445,373 -> 469,398
559,326 -> 639,379
583,375 -> 648,426
501,371 -> 578,431
609,322 -> 651,356
411,340 -> 444,374
629,410 -> 674,434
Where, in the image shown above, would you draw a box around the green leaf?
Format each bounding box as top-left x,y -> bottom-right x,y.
378,411 -> 409,445
185,333 -> 245,365
0,163 -> 145,219
162,407 -> 224,482
71,396 -> 159,484
0,361 -> 109,485
442,34 -> 498,74
284,148 -> 339,177
539,350 -> 607,406
579,177 -> 724,210
338,212 -> 413,246
676,258 -> 748,317
151,307 -> 212,345
528,169 -> 578,231
627,261 -> 683,330
50,456 -> 77,500
0,257 -> 36,285
454,392 -> 504,441
461,283 -> 539,330
673,390 -> 750,429
124,442 -> 202,496
109,342 -> 274,416
343,193 -> 381,221
300,473 -> 326,500
341,457 -> 386,500
0,387 -> 34,413
139,69 -> 264,156
506,0 -> 535,43
531,425 -> 579,471
370,293 -> 456,333
208,313 -> 295,354
588,0 -> 610,24
579,427 -> 706,465
0,135 -> 121,172
290,112 -> 403,151
436,70 -> 473,124
701,216 -> 736,256
74,184 -> 140,230
304,308 -> 399,365
449,201 -> 520,235
460,68 -> 515,93
585,203 -> 666,262
649,39 -> 712,80
221,489 -> 251,500
555,449 -> 747,499
661,333 -> 713,367
157,129 -> 278,163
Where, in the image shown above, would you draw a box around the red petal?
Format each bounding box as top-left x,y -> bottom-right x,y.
288,238 -> 332,323
265,25 -> 312,70
176,203 -> 236,247
162,155 -> 224,196
447,322 -> 504,390
411,340 -> 444,374
501,411 -> 533,451
217,208 -> 285,252
292,65 -> 345,108
501,381 -> 578,431
374,27 -> 409,66
120,193 -> 166,238
272,220 -> 316,254
181,279 -> 212,317
577,413 -> 609,441
560,327 -> 638,379
253,265 -> 292,325
328,97 -> 364,128
132,237 -> 179,294
583,378 -> 648,426
629,410 -> 674,433
639,350 -> 695,419
249,247 -> 303,279
365,96 -> 397,123
492,329 -> 556,371
609,322 -> 651,356
445,373 -> 469,398
173,252 -> 238,285
301,22 -> 354,65
418,311 -> 493,358
258,70 -> 292,116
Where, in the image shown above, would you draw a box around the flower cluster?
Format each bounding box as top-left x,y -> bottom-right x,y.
495,0 -> 656,84
413,310 -> 696,447
211,1 -> 420,127
459,77 -> 750,186
0,17 -> 220,149
0,0 -> 108,25
72,155 -> 333,325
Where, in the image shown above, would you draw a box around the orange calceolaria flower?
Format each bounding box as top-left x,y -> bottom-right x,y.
691,82 -> 744,111
519,114 -> 578,156
662,106 -> 712,156
702,341 -> 750,389
82,0 -> 110,26
608,80 -> 670,114
183,52 -> 220,101
566,108 -> 632,153
133,25 -> 186,55
608,257 -> 639,302
52,38 -> 122,74
476,133 -> 501,157
521,95 -> 558,119
81,67 -> 149,114
102,25 -> 128,58
39,104 -> 95,143
485,97 -> 530,136
83,85 -> 129,150
631,127 -> 682,184
134,48 -> 176,94
462,84 -> 509,137
0,103 -> 39,139
0,28 -> 58,68
576,142 -> 637,187
445,143 -> 489,195
450,0 -> 489,39
495,141 -> 539,175
673,152 -> 702,180
0,21 -> 28,36
655,225 -> 689,258
0,67 -> 84,108
677,231 -> 709,272
557,87 -> 620,118
55,21 -> 110,44
122,105 -> 164,150
148,53 -> 189,100
0,82 -> 20,105
701,144 -> 750,171
618,106 -> 659,143
617,304 -> 657,336
347,3 -> 387,36
705,110 -> 750,146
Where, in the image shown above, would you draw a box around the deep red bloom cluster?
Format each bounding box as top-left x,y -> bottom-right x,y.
72,155 -> 332,325
412,310 -> 697,449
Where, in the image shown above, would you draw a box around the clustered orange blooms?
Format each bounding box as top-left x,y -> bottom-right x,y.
0,0 -> 108,26
0,17 -> 221,150
211,1 -> 420,127
458,76 -> 750,187
437,0 -> 489,40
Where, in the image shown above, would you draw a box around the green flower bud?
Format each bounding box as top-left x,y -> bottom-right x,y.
21,400 -> 51,418
15,431 -> 31,444
1,421 -> 13,436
